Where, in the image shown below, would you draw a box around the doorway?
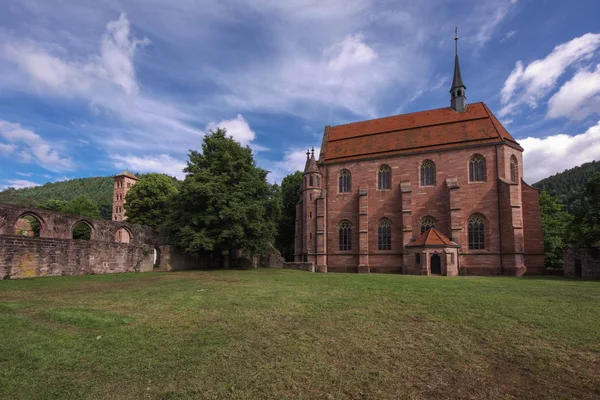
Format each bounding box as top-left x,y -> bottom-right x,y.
430,254 -> 441,275
574,259 -> 582,278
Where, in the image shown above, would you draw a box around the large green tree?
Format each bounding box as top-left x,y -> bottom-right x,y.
276,171 -> 303,261
60,194 -> 100,218
38,199 -> 68,211
60,194 -> 100,240
571,173 -> 600,246
165,128 -> 280,263
124,173 -> 178,229
539,192 -> 573,268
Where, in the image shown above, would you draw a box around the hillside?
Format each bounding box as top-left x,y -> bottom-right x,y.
0,177 -> 114,219
533,160 -> 600,213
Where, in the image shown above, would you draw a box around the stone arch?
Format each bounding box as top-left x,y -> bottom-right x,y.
13,211 -> 46,237
115,226 -> 133,244
71,219 -> 94,240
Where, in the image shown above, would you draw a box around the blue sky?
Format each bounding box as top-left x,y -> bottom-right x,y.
1,0 -> 599,189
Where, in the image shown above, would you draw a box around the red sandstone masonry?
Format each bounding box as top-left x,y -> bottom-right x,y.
297,142 -> 545,275
0,235 -> 154,279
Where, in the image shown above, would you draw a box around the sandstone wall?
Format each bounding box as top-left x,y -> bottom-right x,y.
0,236 -> 154,279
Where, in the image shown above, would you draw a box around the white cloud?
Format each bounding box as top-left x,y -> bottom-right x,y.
3,13 -> 202,152
499,33 -> 600,117
521,120 -> 600,183
205,114 -> 256,147
111,153 -> 187,179
547,64 -> 600,120
1,179 -> 41,190
0,143 -> 16,155
0,120 -> 73,171
15,172 -> 33,177
500,30 -> 518,43
469,1 -> 518,46
326,34 -> 377,72
268,146 -> 321,183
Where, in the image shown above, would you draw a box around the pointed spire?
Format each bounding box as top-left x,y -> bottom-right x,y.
450,27 -> 466,92
310,147 -> 315,160
450,27 -> 467,112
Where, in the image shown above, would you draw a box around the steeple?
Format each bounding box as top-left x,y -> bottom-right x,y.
304,147 -> 319,173
450,27 -> 467,112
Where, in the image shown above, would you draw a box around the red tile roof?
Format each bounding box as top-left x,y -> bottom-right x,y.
115,170 -> 139,180
323,102 -> 519,162
406,228 -> 459,248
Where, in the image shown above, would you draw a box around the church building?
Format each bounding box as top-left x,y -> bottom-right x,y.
295,33 -> 544,276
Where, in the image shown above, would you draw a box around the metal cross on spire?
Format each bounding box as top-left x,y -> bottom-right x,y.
454,26 -> 458,56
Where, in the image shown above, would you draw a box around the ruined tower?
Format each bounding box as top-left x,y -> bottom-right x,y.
112,170 -> 139,221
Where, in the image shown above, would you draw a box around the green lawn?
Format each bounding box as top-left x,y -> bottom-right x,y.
0,270 -> 598,399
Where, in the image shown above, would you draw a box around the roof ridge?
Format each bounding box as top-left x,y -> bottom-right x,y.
327,115 -> 490,143
330,102 -> 486,130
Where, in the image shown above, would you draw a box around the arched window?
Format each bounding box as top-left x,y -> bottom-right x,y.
510,155 -> 518,183
420,160 -> 435,186
338,221 -> 352,251
378,219 -> 392,250
316,176 -> 320,187
309,176 -> 314,186
115,227 -> 132,244
420,216 -> 435,235
72,221 -> 92,240
14,214 -> 42,237
468,215 -> 485,250
378,165 -> 391,190
339,169 -> 351,193
469,154 -> 486,182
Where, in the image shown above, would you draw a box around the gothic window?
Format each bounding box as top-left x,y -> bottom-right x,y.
309,176 -> 314,186
378,219 -> 392,250
377,165 -> 391,190
339,169 -> 351,193
469,154 -> 486,182
316,176 -> 320,186
420,216 -> 436,235
510,155 -> 518,183
468,215 -> 485,250
420,160 -> 435,186
310,194 -> 312,200
338,221 -> 352,251
416,253 -> 421,264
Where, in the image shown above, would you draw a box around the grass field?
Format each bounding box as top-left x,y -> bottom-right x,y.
0,269 -> 599,399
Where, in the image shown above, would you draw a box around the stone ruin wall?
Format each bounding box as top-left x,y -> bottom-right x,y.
0,203 -> 185,280
564,247 -> 600,278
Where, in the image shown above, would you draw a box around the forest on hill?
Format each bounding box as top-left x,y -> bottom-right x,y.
0,176 -> 116,219
533,160 -> 600,213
